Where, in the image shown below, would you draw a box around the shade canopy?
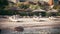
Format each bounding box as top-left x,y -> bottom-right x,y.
32,9 -> 45,12
48,9 -> 58,12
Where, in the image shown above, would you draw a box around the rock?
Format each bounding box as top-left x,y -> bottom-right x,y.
14,26 -> 24,32
0,29 -> 1,32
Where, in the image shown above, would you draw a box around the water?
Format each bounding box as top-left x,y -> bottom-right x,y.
0,18 -> 60,34
1,28 -> 60,34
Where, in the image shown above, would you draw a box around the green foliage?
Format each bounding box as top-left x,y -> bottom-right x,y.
0,0 -> 8,9
57,12 -> 60,16
19,4 -> 30,9
29,4 -> 40,10
53,5 -> 60,10
53,5 -> 60,16
0,10 -> 17,15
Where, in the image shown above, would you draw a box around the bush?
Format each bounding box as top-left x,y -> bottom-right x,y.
53,5 -> 60,10
57,12 -> 60,16
0,0 -> 8,9
0,10 -> 18,15
19,4 -> 30,9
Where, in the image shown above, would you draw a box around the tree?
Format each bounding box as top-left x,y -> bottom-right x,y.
29,4 -> 40,10
19,4 -> 30,9
53,5 -> 60,10
0,0 -> 8,9
38,1 -> 50,10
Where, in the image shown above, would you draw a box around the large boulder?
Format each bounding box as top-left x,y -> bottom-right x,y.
14,26 -> 24,32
